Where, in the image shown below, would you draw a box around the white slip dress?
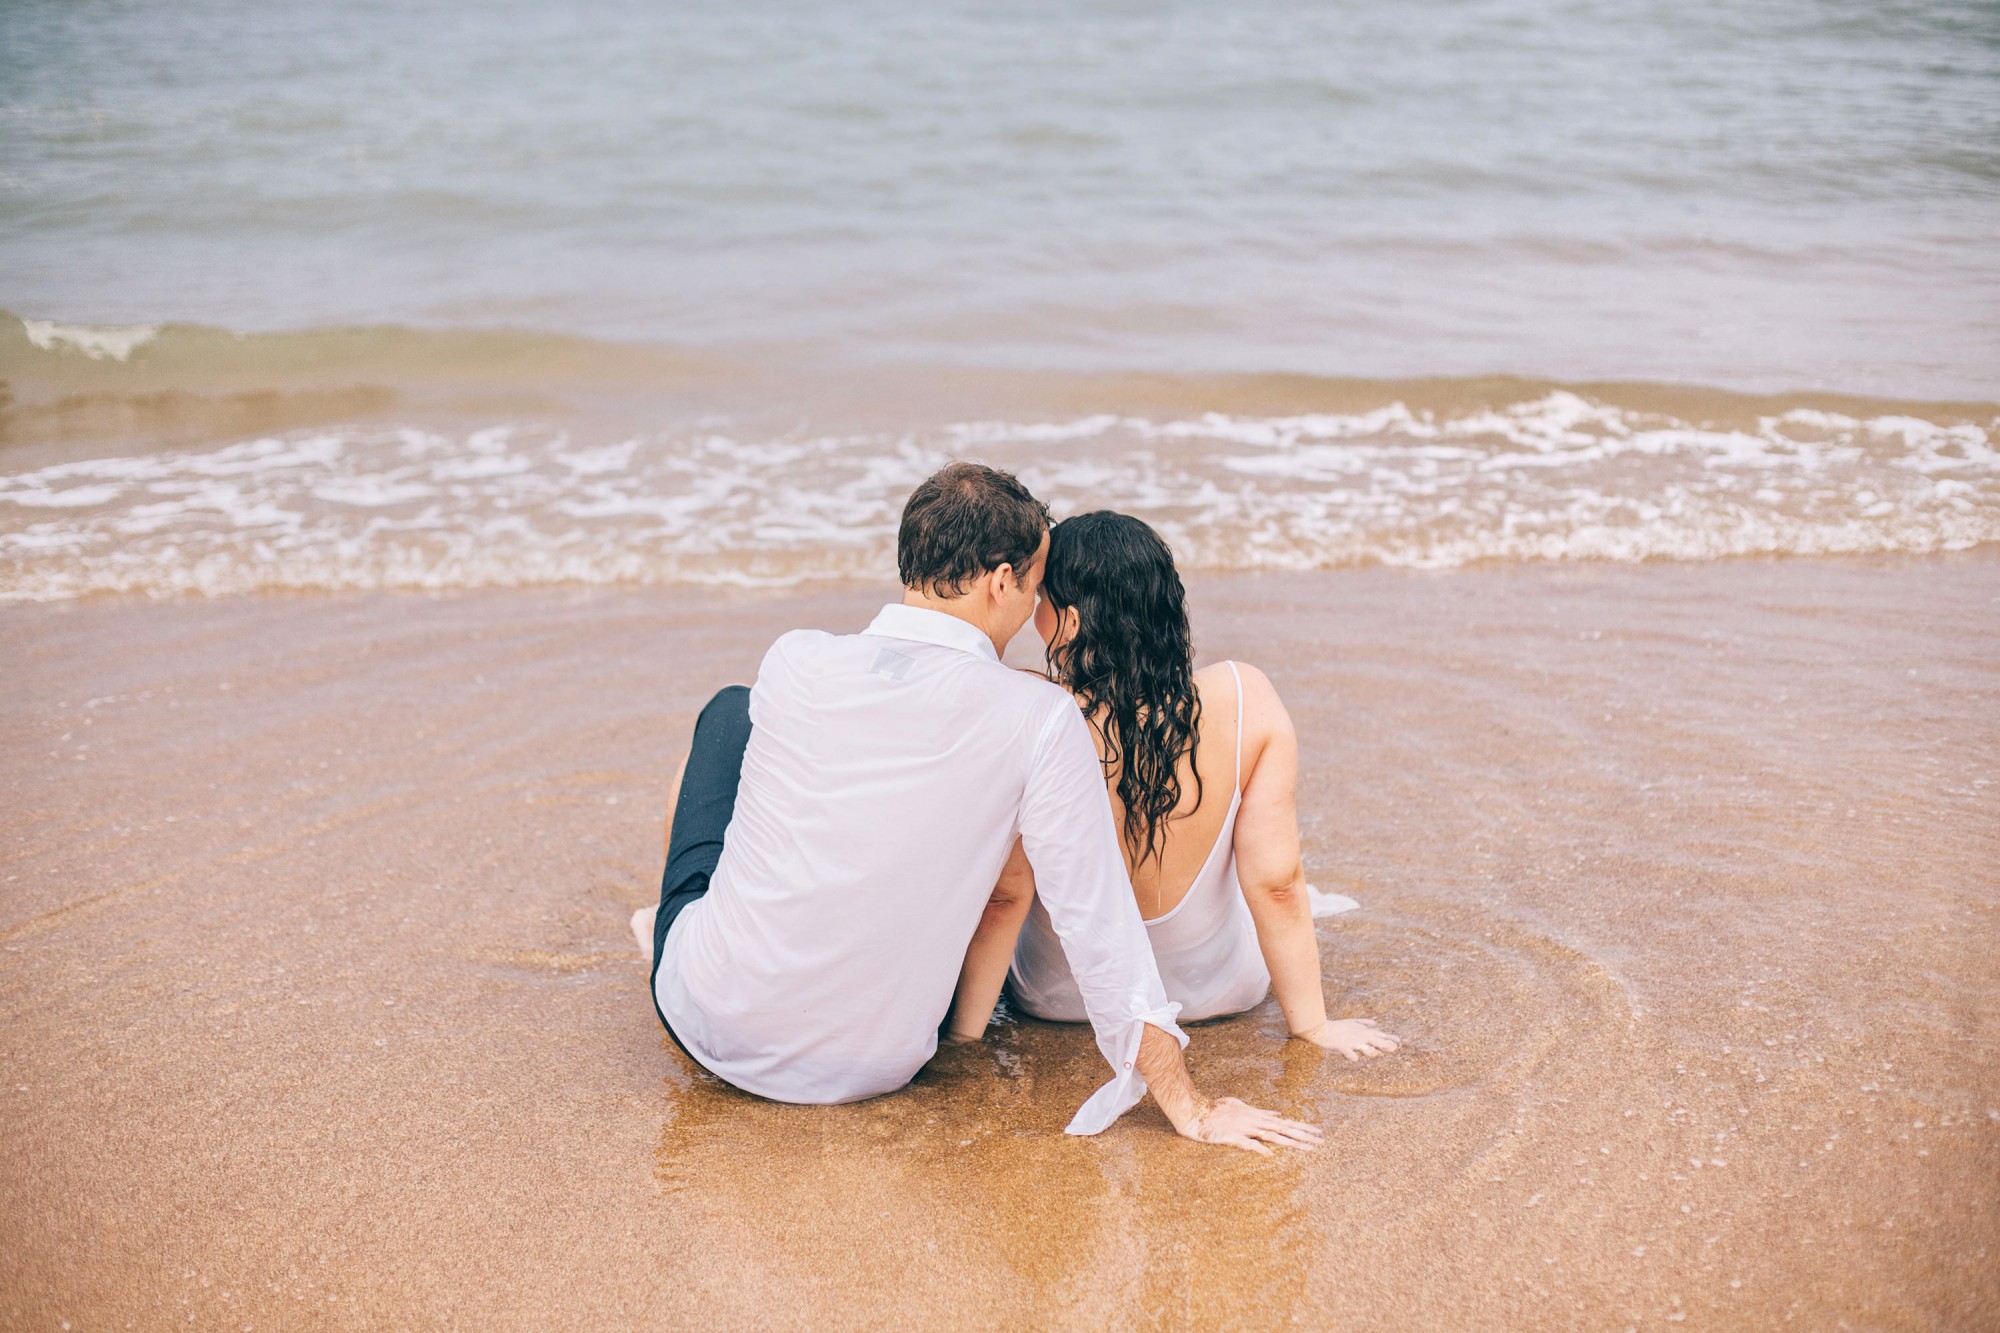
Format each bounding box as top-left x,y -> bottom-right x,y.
1009,661 -> 1275,1024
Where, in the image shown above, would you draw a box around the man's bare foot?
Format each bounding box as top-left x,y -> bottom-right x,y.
1297,1017 -> 1401,1061
631,906 -> 658,964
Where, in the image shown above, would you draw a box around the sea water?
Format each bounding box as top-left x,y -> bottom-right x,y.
1,0 -> 1996,597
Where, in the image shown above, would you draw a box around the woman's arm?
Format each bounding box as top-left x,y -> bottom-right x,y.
1232,664 -> 1399,1060
942,838 -> 1037,1043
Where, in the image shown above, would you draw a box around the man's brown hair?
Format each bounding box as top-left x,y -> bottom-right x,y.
897,462 -> 1051,596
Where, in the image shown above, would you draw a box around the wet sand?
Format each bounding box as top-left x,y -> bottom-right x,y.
3,555 -> 1997,1329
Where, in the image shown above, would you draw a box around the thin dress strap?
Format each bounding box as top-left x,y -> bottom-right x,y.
1226,660 -> 1245,797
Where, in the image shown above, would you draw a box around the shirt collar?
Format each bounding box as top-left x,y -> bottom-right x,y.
863,603 -> 1001,662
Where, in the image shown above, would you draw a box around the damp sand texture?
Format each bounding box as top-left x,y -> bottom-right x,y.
3,557 -> 1998,1329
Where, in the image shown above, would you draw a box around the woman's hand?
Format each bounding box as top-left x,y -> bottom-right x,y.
1296,1018 -> 1401,1061
1183,1097 -> 1324,1156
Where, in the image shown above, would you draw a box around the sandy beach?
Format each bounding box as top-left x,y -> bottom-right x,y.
6,0 -> 1998,1325
3,554 -> 1995,1328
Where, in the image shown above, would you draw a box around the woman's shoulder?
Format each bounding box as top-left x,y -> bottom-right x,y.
1195,658 -> 1280,699
1196,660 -> 1290,737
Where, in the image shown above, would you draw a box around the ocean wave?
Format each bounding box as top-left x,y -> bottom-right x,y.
20,319 -> 161,362
1,394 -> 1994,600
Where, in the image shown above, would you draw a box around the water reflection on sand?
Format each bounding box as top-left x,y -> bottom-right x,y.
647,898 -> 1669,1324
3,558 -> 1994,1327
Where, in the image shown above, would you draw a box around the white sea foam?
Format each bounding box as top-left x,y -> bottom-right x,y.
19,318 -> 160,361
1,394 -> 1994,600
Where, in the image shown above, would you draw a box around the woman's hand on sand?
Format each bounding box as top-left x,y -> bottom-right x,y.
1185,1097 -> 1324,1156
1298,1018 -> 1401,1061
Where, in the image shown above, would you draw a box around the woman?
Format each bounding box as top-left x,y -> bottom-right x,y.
944,511 -> 1401,1061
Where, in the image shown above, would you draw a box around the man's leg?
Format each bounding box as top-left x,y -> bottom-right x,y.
647,685 -> 752,1024
629,753 -> 691,958
660,753 -> 688,865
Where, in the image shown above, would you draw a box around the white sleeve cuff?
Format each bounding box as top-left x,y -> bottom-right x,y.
1062,1003 -> 1185,1136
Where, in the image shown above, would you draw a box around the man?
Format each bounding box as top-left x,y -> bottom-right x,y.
637,463 -> 1320,1153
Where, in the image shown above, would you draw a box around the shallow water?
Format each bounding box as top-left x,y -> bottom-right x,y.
2,559 -> 1994,1327
6,0 -> 1997,601
2,350 -> 1996,599
4,0 -> 1997,395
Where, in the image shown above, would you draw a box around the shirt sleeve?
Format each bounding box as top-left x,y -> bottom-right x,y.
1017,698 -> 1186,1135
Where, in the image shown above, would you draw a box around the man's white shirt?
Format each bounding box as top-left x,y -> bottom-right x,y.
653,603 -> 1186,1134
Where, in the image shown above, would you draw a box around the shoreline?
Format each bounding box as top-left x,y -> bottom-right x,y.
3,555 -> 1997,1327
5,543 -> 1998,613
6,311 -> 1996,470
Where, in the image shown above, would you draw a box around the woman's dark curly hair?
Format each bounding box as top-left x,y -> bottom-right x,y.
1042,511 -> 1201,867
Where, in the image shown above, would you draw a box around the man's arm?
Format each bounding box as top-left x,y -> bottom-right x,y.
943,839 -> 1035,1043
1136,1022 -> 1322,1154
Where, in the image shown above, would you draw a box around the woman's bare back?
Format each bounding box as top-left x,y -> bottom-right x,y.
1098,660 -> 1249,921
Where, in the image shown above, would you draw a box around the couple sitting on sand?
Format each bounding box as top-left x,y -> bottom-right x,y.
632,462 -> 1399,1153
